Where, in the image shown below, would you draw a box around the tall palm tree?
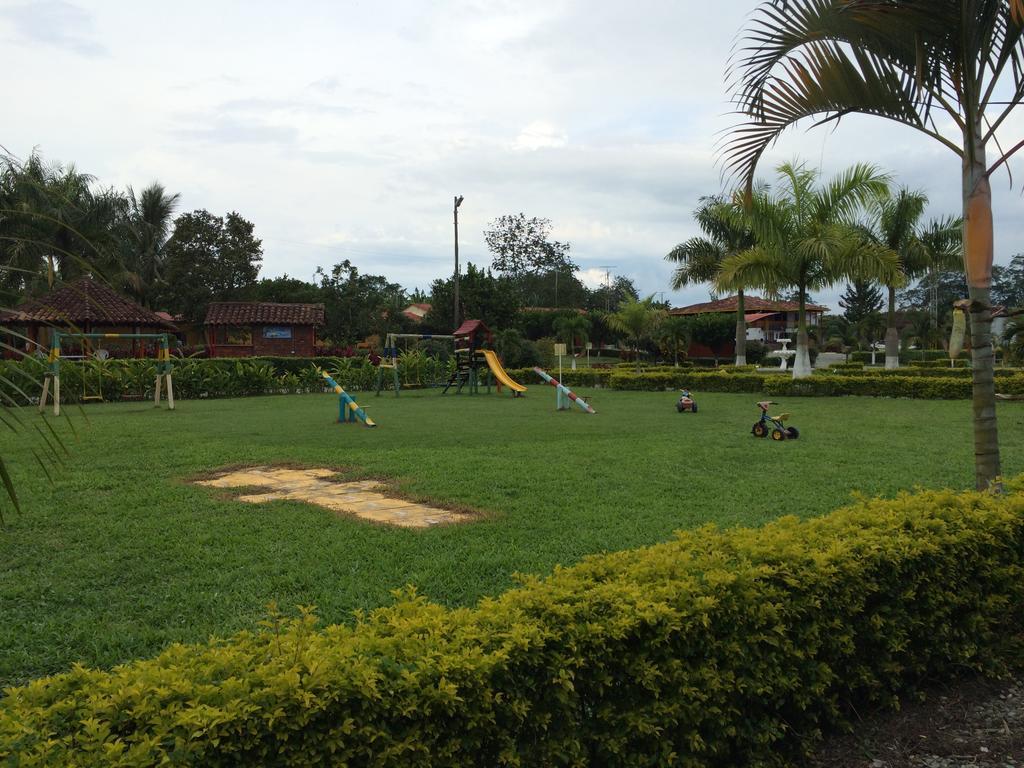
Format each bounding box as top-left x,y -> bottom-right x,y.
917,217 -> 965,332
666,195 -> 756,365
717,161 -> 901,378
725,0 -> 1024,487
121,183 -> 180,307
860,188 -> 929,369
606,295 -> 665,372
658,315 -> 692,367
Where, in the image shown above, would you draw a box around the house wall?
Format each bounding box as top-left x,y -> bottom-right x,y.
206,324 -> 318,357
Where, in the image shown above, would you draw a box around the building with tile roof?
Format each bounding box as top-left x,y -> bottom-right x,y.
204,301 -> 325,357
670,294 -> 829,345
2,275 -> 177,356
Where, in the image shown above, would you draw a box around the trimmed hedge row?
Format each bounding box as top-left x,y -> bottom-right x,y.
507,367 -> 616,388
605,370 -> 1024,399
0,356 -> 389,405
819,366 -> 1023,379
850,350 -> 969,363
2,480 -> 1023,766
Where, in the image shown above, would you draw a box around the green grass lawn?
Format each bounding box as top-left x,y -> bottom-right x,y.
1,388 -> 1022,687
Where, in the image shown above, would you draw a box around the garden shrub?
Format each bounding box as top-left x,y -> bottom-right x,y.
2,480 -> 1022,766
850,350 -> 969,364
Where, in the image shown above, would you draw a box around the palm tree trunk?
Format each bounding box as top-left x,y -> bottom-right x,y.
734,289 -> 747,366
792,287 -> 812,378
963,147 -> 1000,490
884,285 -> 899,369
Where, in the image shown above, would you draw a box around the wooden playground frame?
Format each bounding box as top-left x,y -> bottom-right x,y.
39,331 -> 175,416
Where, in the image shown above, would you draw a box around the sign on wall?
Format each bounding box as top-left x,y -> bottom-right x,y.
263,326 -> 293,339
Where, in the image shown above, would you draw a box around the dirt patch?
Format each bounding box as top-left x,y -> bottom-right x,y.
808,671 -> 1023,767
195,466 -> 471,528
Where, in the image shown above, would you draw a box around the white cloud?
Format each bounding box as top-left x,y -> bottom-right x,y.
1,0 -> 1020,315
512,121 -> 569,151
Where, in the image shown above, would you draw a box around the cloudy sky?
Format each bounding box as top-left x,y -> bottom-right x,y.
2,0 -> 1022,311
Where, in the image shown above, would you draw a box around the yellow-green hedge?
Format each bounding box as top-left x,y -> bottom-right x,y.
3,481 -> 1023,766
606,370 -> 1024,399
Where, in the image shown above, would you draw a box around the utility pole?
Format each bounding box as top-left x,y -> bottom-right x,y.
597,265 -> 616,312
453,195 -> 463,329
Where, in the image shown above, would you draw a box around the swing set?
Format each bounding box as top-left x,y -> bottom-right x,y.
39,331 -> 175,416
375,332 -> 455,396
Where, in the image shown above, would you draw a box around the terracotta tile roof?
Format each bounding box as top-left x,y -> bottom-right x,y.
5,275 -> 177,328
402,303 -> 432,322
670,295 -> 829,315
205,302 -> 325,326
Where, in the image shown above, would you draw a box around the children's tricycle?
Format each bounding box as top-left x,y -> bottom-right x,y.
676,389 -> 697,413
752,400 -> 799,440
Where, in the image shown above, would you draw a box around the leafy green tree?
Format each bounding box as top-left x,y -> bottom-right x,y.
666,194 -> 757,364
493,327 -> 540,368
725,0 -> 1024,486
606,295 -> 665,371
689,314 -> 736,364
899,269 -> 969,328
483,214 -> 576,279
316,260 -> 406,344
717,162 -> 901,378
424,263 -> 520,333
838,279 -> 883,324
992,254 -> 1024,308
158,210 -> 262,323
250,275 -> 324,304
586,275 -> 639,313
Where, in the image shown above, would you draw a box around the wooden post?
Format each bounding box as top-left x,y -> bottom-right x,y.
166,373 -> 174,410
39,376 -> 50,413
53,375 -> 60,416
154,374 -> 162,407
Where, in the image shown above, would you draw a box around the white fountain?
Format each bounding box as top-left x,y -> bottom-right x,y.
774,338 -> 796,370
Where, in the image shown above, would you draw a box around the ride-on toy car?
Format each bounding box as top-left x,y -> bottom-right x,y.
752,400 -> 799,440
676,389 -> 697,413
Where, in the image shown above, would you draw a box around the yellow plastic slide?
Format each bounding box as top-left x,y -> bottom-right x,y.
481,349 -> 527,392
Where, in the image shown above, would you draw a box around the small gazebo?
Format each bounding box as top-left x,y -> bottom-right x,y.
4,275 -> 178,357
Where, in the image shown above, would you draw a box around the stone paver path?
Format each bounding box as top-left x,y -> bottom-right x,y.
196,466 -> 465,528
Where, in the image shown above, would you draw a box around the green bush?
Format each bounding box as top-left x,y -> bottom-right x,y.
508,367 -> 613,389
609,370 -> 768,392
908,358 -> 970,368
0,356 -> 387,406
3,480 -> 1022,766
850,350 -> 969,364
604,368 -> 1024,399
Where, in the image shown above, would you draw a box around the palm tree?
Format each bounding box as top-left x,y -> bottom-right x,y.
120,183 -> 180,307
552,314 -> 591,370
725,0 -> 1024,486
658,315 -> 692,367
552,314 -> 592,361
666,195 -> 756,365
917,217 -> 965,332
717,161 -> 901,378
860,188 -> 929,369
606,295 -> 665,372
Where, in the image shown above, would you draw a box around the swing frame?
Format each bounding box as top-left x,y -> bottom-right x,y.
39,331 -> 175,416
